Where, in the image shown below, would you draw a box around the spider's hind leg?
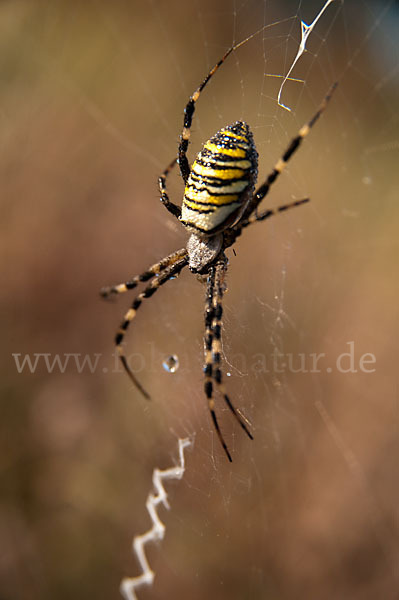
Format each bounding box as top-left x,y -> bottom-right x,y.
240,82 -> 337,224
178,46 -> 235,182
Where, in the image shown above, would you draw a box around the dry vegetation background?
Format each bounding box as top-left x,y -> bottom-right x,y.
0,1 -> 398,599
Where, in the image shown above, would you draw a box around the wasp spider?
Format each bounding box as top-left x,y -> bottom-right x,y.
101,43 -> 336,462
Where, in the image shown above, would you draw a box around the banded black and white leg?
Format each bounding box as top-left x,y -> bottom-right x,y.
100,248 -> 187,298
211,259 -> 253,443
178,46 -> 235,182
240,82 -> 338,225
114,253 -> 189,398
241,197 -> 310,230
204,263 -> 230,459
204,258 -> 253,462
158,158 -> 181,219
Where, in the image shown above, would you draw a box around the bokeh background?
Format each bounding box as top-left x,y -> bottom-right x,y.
1,1 -> 398,599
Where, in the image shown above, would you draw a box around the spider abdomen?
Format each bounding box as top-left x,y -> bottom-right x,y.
180,121 -> 258,235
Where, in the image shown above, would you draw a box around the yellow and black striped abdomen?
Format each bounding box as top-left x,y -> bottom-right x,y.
180,121 -> 258,235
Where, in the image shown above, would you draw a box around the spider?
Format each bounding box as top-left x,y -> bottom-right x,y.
101,42 -> 336,462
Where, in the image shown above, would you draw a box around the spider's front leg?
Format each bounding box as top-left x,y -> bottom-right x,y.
108,253 -> 189,399
100,248 -> 187,298
203,263 -> 232,460
204,257 -> 253,462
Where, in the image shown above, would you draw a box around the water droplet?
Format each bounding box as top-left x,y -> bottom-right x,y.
162,355 -> 179,373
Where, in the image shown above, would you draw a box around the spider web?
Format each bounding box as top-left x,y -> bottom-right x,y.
1,1 -> 398,599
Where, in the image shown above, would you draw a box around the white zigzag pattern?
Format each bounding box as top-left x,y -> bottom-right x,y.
120,437 -> 193,600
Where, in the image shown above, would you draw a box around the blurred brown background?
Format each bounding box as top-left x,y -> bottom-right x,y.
1,1 -> 398,599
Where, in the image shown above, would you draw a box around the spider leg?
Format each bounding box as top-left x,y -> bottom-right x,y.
158,158 -> 181,219
240,82 -> 337,223
204,258 -> 253,462
100,248 -> 187,298
241,197 -> 310,230
204,263 -> 232,462
211,260 -> 253,440
115,254 -> 189,399
178,46 -> 235,182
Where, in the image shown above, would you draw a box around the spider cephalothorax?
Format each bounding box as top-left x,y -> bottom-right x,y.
101,42 -> 336,461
